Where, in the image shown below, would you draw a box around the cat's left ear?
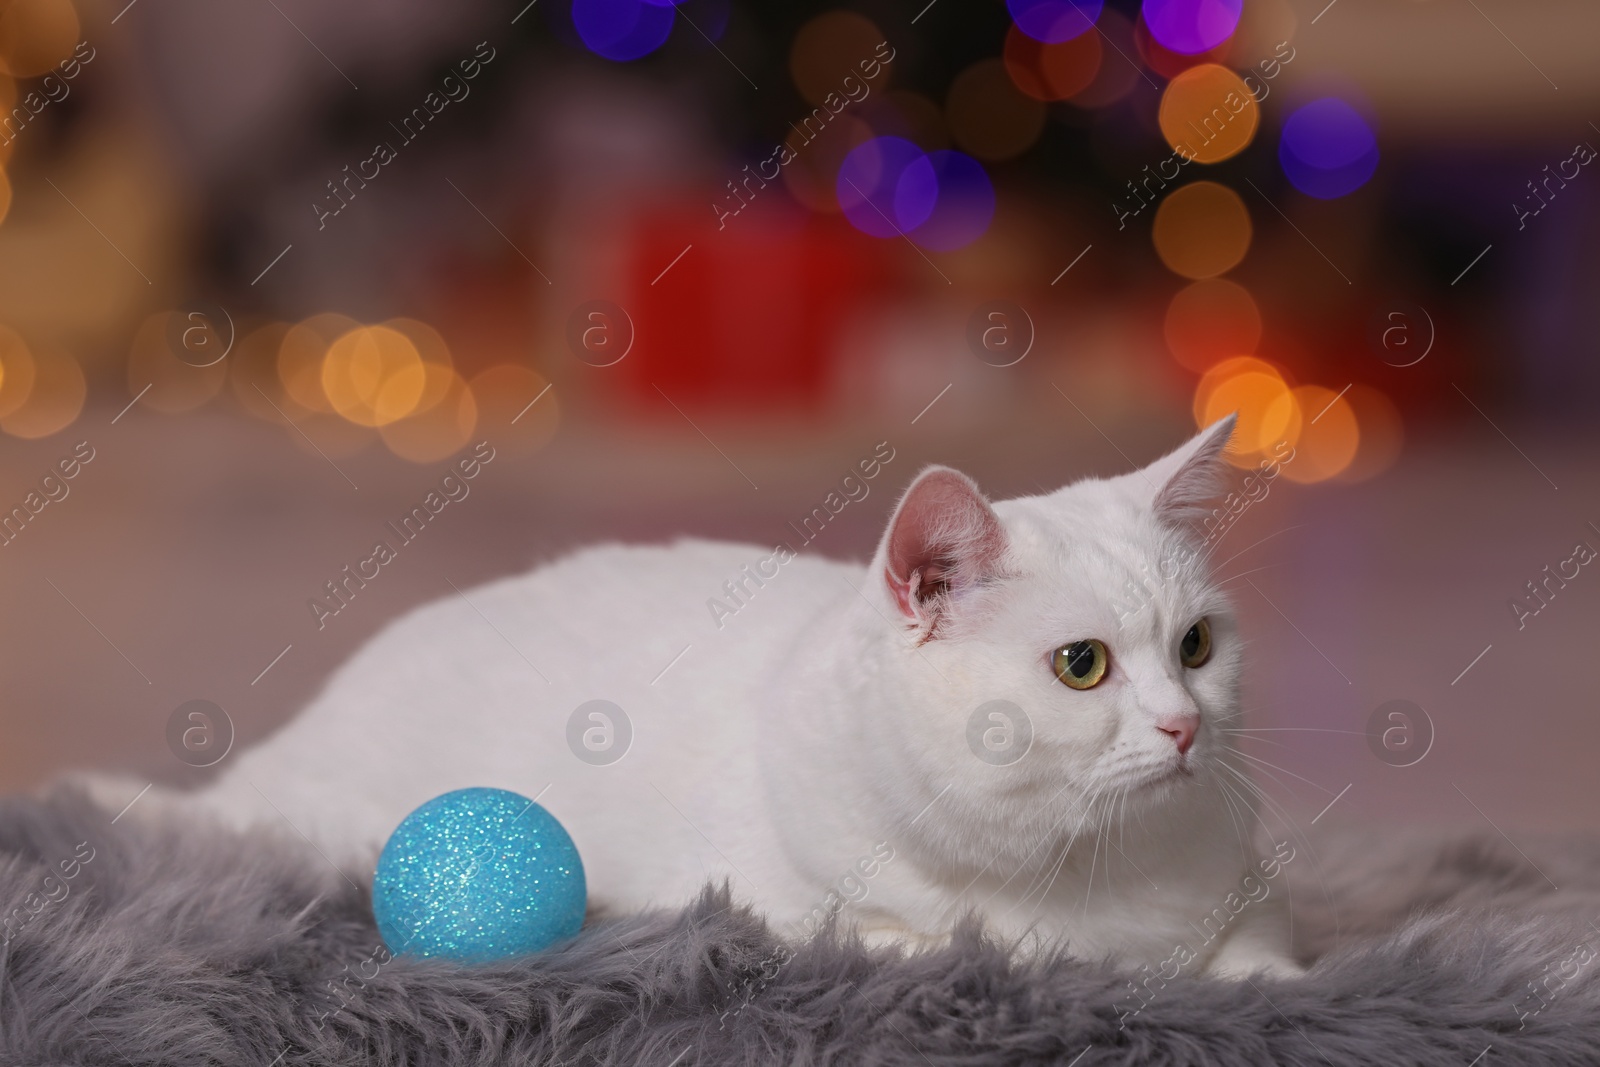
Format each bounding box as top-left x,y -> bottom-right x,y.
1140,415 -> 1236,533
877,466 -> 1008,636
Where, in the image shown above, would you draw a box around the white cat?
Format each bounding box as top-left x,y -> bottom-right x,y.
191,414 -> 1299,976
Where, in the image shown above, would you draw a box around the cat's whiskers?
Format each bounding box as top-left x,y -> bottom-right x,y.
1220,727 -> 1366,735
1019,785 -> 1107,915
1212,757 -> 1345,949
1079,803 -> 1106,919
1212,562 -> 1285,588
989,783 -> 1103,916
1199,522 -> 1308,572
1211,764 -> 1305,947
1208,770 -> 1254,867
1230,748 -> 1342,797
1022,820 -> 1078,916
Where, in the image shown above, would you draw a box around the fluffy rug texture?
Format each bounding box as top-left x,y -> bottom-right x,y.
3,788 -> 1600,1066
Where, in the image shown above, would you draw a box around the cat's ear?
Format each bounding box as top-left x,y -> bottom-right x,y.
878,466 -> 1007,633
1141,415 -> 1236,533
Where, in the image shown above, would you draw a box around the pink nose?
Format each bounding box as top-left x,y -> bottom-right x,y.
1157,715 -> 1200,755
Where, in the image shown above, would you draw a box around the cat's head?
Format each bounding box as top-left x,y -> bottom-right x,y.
868,417 -> 1243,860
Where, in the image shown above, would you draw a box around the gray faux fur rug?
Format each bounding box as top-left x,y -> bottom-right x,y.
4,789 -> 1600,1066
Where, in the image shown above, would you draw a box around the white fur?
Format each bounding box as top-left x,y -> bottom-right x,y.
189,418 -> 1297,975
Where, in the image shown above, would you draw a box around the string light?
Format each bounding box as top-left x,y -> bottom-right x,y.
1152,181 -> 1252,279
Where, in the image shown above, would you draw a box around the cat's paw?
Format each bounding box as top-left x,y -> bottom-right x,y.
856,925 -> 950,955
1204,943 -> 1306,979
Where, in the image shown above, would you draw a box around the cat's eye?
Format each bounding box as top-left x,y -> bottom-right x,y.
1179,618 -> 1212,668
1051,639 -> 1109,690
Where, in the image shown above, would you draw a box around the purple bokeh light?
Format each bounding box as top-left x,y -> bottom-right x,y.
572,0 -> 676,62
1140,0 -> 1241,55
896,151 -> 996,252
838,139 -> 995,251
837,137 -> 930,239
1279,98 -> 1380,199
1007,0 -> 1104,44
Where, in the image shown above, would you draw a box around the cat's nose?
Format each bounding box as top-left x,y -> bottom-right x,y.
1156,714 -> 1200,755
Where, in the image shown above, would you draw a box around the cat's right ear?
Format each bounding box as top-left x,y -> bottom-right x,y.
877,466 -> 1007,636
1141,415 -> 1236,535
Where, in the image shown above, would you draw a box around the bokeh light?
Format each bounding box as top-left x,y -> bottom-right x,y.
946,59 -> 1046,162
0,346 -> 82,438
1279,97 -> 1379,199
1194,355 -> 1299,464
1141,0 -> 1241,55
321,325 -> 427,428
379,366 -> 477,463
896,149 -> 995,251
837,136 -> 928,238
1158,64 -> 1258,164
230,321 -> 298,422
0,75 -> 13,166
0,324 -> 34,419
1067,9 -> 1139,108
1163,278 -> 1261,373
1152,181 -> 1252,279
1337,384 -> 1404,483
1007,0 -> 1104,44
780,114 -> 873,213
877,90 -> 949,150
278,313 -> 360,415
1002,22 -> 1102,102
1134,15 -> 1232,79
571,0 -> 675,62
1279,384 -> 1359,482
0,0 -> 79,78
790,11 -> 886,108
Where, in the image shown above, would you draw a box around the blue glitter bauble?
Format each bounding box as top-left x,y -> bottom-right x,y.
372,788 -> 586,963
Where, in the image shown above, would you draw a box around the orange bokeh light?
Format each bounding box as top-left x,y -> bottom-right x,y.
1336,384 -> 1404,483
1002,22 -> 1102,102
781,114 -> 873,214
278,313 -> 359,415
1153,181 -> 1252,279
0,0 -> 78,79
0,324 -> 32,419
1280,385 -> 1360,483
231,321 -> 297,421
1068,9 -> 1140,109
789,11 -> 887,109
379,366 -> 478,463
1163,278 -> 1262,373
322,325 -> 426,428
0,345 -> 82,438
947,58 -> 1046,162
1193,356 -> 1300,466
1158,64 -> 1259,164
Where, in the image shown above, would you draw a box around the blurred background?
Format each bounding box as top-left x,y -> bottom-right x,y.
0,0 -> 1595,843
